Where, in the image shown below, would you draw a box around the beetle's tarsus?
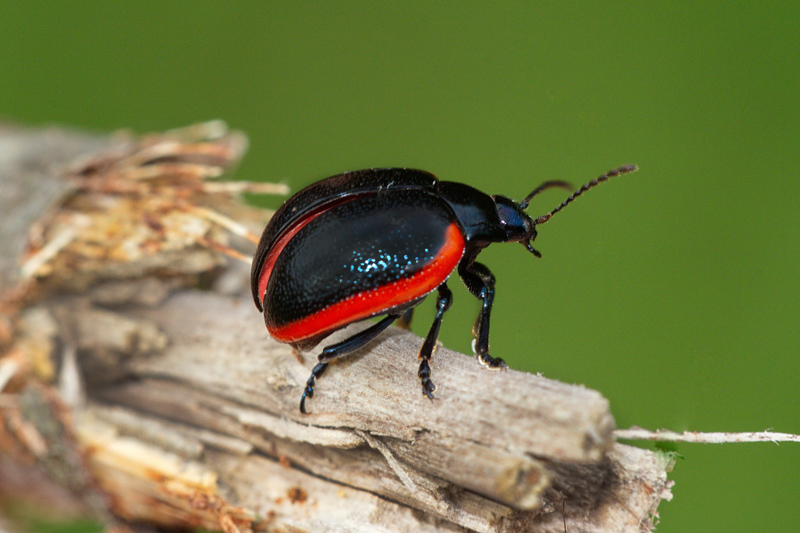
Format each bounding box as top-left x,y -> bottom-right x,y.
478,353 -> 507,369
418,358 -> 437,399
422,379 -> 436,399
300,362 -> 327,414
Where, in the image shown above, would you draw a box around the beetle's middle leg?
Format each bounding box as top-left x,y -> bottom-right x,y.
417,282 -> 453,399
395,307 -> 415,330
458,260 -> 507,369
300,314 -> 399,414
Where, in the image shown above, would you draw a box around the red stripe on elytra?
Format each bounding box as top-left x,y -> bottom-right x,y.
257,197 -> 356,308
268,222 -> 465,343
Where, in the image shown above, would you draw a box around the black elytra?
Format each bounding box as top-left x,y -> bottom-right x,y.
251,165 -> 638,413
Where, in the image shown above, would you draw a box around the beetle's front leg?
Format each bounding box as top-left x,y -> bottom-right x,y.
458,261 -> 507,369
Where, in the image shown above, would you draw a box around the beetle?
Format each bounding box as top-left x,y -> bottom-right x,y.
251,165 -> 637,413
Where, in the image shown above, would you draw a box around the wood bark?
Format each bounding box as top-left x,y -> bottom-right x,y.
0,122 -> 674,532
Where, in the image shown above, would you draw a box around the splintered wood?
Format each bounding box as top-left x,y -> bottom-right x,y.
0,122 -> 673,533
15,120 -> 273,296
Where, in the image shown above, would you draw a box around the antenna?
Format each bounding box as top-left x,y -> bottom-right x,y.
519,180 -> 573,210
533,164 -> 638,225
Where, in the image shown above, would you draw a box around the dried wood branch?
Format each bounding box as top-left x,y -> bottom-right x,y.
0,122 -> 675,533
616,427 -> 800,444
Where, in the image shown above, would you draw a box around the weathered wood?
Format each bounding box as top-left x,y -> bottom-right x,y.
0,123 -> 113,290
0,122 -> 674,532
103,292 -> 607,495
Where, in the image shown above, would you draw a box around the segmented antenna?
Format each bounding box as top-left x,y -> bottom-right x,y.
533,164 -> 638,225
519,180 -> 573,210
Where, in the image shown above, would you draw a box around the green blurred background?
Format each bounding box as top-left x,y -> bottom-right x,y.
2,2 -> 798,531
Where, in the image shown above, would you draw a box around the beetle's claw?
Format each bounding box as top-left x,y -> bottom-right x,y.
478,353 -> 507,369
421,378 -> 436,400
418,358 -> 437,400
300,364 -> 325,414
299,393 -> 309,414
300,384 -> 314,414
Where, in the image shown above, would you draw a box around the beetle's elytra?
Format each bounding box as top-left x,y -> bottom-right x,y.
251,165 -> 638,413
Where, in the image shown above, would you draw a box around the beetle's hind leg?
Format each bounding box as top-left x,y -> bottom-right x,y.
418,283 -> 453,400
300,314 -> 399,414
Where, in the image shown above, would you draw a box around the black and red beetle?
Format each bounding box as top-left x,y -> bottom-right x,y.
251,165 -> 637,413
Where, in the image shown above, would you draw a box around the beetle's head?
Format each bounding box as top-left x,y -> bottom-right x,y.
492,195 -> 541,256
500,164 -> 638,258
